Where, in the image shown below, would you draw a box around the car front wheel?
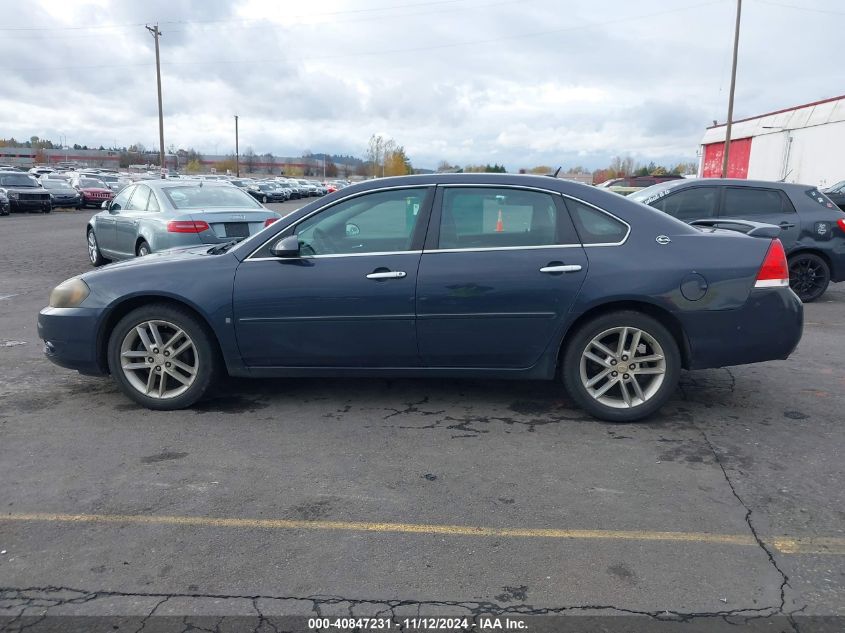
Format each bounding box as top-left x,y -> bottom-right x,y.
137,241 -> 151,257
788,253 -> 829,302
562,311 -> 680,422
107,304 -> 220,410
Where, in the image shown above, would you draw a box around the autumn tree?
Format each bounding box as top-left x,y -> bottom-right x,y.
215,157 -> 237,174
185,159 -> 203,173
384,145 -> 413,176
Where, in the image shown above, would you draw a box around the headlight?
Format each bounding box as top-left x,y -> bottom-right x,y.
49,278 -> 90,308
9,191 -> 19,199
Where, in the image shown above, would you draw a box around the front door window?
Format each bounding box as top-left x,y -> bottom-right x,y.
296,188 -> 429,256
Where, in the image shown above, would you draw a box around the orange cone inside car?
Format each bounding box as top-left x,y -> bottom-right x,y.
496,209 -> 504,232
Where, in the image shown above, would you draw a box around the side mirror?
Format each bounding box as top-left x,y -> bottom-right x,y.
101,201 -> 110,210
270,235 -> 300,258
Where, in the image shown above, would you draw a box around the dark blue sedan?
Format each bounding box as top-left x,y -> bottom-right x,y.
38,174 -> 803,421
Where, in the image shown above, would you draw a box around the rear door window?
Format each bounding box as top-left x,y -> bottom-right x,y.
722,187 -> 795,217
653,187 -> 718,221
437,187 -> 576,249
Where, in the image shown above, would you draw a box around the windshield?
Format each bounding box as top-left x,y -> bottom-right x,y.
162,185 -> 262,209
79,178 -> 107,188
40,180 -> 72,190
98,175 -> 118,182
628,181 -> 687,205
0,174 -> 39,187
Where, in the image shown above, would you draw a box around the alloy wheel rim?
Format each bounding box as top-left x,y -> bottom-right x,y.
579,326 -> 666,409
87,232 -> 97,263
789,259 -> 825,295
120,319 -> 198,399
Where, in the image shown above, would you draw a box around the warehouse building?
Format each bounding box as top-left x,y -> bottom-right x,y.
699,94 -> 844,188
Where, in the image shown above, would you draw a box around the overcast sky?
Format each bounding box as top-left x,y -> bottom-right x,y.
1,0 -> 842,170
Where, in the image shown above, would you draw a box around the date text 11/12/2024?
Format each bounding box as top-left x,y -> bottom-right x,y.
307,616 -> 528,630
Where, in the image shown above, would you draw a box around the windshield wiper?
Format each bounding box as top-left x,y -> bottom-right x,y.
207,238 -> 243,255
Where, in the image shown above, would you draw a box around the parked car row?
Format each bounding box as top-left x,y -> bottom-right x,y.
0,169 -> 119,214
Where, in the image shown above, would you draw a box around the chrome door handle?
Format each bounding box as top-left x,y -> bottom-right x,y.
366,271 -> 407,279
540,265 -> 582,273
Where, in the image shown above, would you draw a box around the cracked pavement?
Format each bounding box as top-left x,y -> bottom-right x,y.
1,207 -> 844,631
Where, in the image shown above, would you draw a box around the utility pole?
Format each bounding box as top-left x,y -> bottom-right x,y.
234,115 -> 240,177
721,0 -> 742,178
146,23 -> 166,178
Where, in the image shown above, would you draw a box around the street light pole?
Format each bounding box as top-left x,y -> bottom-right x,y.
721,0 -> 742,178
234,115 -> 240,177
146,23 -> 166,177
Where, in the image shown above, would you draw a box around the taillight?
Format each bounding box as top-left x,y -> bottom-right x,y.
837,218 -> 845,233
264,217 -> 278,228
754,239 -> 789,288
167,220 -> 209,233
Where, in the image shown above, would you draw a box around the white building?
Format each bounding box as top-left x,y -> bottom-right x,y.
699,94 -> 845,188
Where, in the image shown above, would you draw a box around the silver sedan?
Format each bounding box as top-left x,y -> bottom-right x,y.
86,180 -> 280,266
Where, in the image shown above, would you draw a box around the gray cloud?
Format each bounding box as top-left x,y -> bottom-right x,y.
1,0 -> 841,170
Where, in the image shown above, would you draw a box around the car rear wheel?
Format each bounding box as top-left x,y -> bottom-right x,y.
788,253 -> 829,302
107,304 -> 220,410
137,241 -> 151,257
87,228 -> 109,267
562,311 -> 680,422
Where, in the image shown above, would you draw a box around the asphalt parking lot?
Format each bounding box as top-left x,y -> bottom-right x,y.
1,203 -> 844,630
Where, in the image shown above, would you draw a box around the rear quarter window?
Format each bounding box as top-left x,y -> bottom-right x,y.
805,188 -> 840,210
564,198 -> 628,245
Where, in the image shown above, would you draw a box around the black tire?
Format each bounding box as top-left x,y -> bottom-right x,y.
107,303 -> 220,410
788,253 -> 830,303
42,205 -> 52,214
87,228 -> 109,267
262,195 -> 268,203
136,240 -> 151,257
562,310 -> 681,422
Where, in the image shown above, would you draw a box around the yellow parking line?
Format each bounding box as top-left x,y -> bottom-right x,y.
2,512 -> 843,555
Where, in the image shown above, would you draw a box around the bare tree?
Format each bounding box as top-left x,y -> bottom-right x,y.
243,146 -> 257,174
366,134 -> 386,178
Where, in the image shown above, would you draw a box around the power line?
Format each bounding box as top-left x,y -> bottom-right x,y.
3,0 -> 727,72
0,0 -> 531,41
751,0 -> 845,15
0,0 -> 483,32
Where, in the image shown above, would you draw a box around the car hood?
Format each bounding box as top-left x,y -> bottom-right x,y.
84,245 -> 217,277
47,188 -> 78,195
0,186 -> 48,193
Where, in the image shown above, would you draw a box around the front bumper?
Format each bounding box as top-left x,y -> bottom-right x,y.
10,198 -> 51,211
680,287 -> 804,370
51,195 -> 82,207
38,306 -> 108,375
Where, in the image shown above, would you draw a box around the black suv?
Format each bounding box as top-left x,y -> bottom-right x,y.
631,178 -> 845,302
0,171 -> 52,215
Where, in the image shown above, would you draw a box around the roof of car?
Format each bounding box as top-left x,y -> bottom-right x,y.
651,178 -> 815,190
140,179 -> 235,189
